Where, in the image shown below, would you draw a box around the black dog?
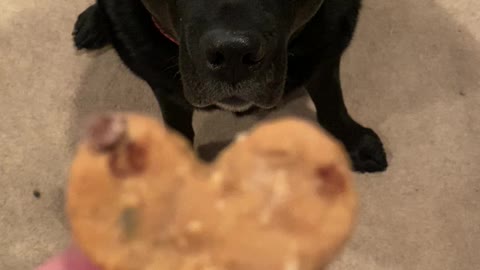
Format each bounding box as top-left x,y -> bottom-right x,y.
73,0 -> 387,172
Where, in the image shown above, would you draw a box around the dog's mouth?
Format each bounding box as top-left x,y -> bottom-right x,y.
179,34 -> 288,114
215,96 -> 254,112
192,95 -> 278,114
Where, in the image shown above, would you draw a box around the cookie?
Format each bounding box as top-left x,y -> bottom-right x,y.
67,113 -> 357,270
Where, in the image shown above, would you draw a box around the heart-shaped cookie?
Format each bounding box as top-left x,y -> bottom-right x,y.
67,113 -> 357,270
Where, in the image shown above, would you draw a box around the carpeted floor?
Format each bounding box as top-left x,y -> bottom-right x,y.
1,0 -> 479,269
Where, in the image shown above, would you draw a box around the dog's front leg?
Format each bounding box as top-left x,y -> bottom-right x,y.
306,56 -> 387,173
73,4 -> 111,50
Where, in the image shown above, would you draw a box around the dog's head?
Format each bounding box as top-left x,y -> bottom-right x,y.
143,0 -> 324,112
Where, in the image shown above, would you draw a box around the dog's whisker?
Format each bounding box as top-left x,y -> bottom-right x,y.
162,63 -> 179,73
174,70 -> 181,78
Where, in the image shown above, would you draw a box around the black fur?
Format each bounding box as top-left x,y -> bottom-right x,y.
73,0 -> 388,172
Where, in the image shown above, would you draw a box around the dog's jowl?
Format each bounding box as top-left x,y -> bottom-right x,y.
73,0 -> 388,173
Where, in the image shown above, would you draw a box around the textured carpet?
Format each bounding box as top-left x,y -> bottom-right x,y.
1,0 -> 479,269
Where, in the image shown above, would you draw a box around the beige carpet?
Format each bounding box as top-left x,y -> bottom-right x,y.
1,0 -> 479,269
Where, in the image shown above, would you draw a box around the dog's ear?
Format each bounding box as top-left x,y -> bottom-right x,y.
141,0 -> 178,40
291,0 -> 325,34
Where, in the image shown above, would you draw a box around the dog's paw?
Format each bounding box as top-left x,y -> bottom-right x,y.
345,128 -> 388,173
73,4 -> 110,50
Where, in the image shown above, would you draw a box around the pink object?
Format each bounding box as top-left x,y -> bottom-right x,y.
36,246 -> 98,270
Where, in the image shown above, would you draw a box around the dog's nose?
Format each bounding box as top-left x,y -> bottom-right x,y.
202,30 -> 265,84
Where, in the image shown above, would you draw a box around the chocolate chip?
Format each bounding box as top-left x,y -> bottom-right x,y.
315,165 -> 345,195
85,114 -> 127,152
109,142 -> 147,178
120,207 -> 138,239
